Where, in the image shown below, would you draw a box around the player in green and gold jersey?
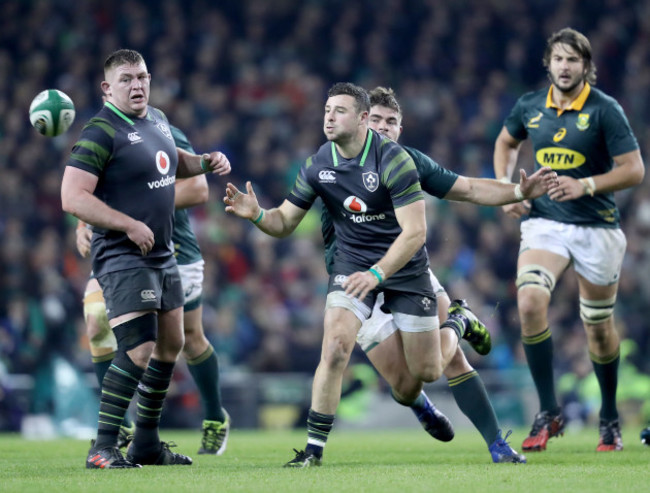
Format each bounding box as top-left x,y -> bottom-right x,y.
494,28 -> 645,453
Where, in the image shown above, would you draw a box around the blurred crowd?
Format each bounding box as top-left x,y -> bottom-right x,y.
1,0 -> 650,424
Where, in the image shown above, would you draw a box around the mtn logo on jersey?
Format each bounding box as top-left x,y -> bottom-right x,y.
148,150 -> 176,189
156,122 -> 173,140
128,132 -> 142,143
535,147 -> 586,169
319,170 -> 336,183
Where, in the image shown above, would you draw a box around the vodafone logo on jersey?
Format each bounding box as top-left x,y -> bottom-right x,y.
344,196 -> 367,213
344,196 -> 386,224
156,151 -> 171,175
148,150 -> 176,189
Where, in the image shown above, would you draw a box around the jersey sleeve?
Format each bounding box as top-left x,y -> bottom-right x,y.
504,97 -> 529,141
380,142 -> 423,208
170,124 -> 195,154
406,146 -> 459,198
66,118 -> 114,176
287,156 -> 317,210
600,99 -> 639,158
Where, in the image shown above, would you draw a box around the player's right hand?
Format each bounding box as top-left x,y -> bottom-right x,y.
224,181 -> 260,220
75,223 -> 92,258
502,201 -> 531,219
126,220 -> 155,255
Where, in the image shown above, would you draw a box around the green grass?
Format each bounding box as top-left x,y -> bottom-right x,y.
1,427 -> 648,492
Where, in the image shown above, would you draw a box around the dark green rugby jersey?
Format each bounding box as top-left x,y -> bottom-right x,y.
169,125 -> 203,266
67,103 -> 178,276
504,83 -> 639,227
321,145 -> 458,274
289,129 -> 428,280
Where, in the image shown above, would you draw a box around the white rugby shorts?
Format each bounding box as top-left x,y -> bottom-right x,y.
520,217 -> 626,286
177,259 -> 205,305
356,270 -> 446,352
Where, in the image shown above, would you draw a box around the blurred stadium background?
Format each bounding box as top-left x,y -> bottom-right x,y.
1,0 -> 649,437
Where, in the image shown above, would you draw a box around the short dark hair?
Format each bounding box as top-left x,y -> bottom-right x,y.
543,27 -> 597,85
369,86 -> 402,117
104,49 -> 146,74
327,82 -> 370,113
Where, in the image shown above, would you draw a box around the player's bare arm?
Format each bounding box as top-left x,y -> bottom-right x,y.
446,167 -> 558,205
61,166 -> 154,255
177,148 -> 231,178
550,149 -> 645,202
175,174 -> 209,209
493,126 -> 532,218
224,181 -> 308,238
344,199 -> 426,300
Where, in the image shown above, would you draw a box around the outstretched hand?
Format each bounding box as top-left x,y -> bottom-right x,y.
519,166 -> 559,199
224,181 -> 261,220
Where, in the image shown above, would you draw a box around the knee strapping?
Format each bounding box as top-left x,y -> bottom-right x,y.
580,296 -> 616,324
516,264 -> 557,296
113,313 -> 157,351
83,294 -> 116,350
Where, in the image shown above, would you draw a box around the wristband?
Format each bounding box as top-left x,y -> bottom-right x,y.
368,264 -> 385,283
579,177 -> 596,197
200,155 -> 209,172
251,209 -> 264,224
498,176 -> 511,184
514,183 -> 524,201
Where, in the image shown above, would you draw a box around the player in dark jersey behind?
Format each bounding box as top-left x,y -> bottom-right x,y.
334,86 -> 557,463
76,124 -> 230,457
494,28 -> 645,453
224,82 -> 521,468
61,49 -> 230,469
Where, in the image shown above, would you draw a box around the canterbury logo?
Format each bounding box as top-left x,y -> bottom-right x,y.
128,132 -> 142,142
140,289 -> 156,301
319,170 -> 336,182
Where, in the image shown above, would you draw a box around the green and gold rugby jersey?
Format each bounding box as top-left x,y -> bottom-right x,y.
321,145 -> 458,274
504,83 -> 639,228
289,129 -> 427,280
169,125 -> 203,266
67,103 -> 178,276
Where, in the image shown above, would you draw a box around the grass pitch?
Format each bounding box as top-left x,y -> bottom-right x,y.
1,426 -> 648,492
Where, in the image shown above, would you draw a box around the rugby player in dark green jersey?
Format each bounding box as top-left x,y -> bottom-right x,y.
494,28 -> 645,453
225,82 -> 443,467
61,49 -> 230,469
76,124 -> 230,458
340,86 -> 557,463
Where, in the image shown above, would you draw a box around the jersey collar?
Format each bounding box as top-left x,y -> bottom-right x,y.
330,129 -> 373,167
546,82 -> 591,116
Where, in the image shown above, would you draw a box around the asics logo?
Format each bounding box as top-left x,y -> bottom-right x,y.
319,170 -> 336,182
141,289 -> 156,301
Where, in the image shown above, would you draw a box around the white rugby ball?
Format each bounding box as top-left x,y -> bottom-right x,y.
29,89 -> 76,137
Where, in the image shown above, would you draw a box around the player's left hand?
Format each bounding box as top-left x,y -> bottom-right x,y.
548,175 -> 583,201
519,167 -> 559,199
201,152 -> 231,176
343,270 -> 379,300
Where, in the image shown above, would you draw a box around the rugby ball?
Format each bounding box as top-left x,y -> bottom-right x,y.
29,89 -> 76,137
